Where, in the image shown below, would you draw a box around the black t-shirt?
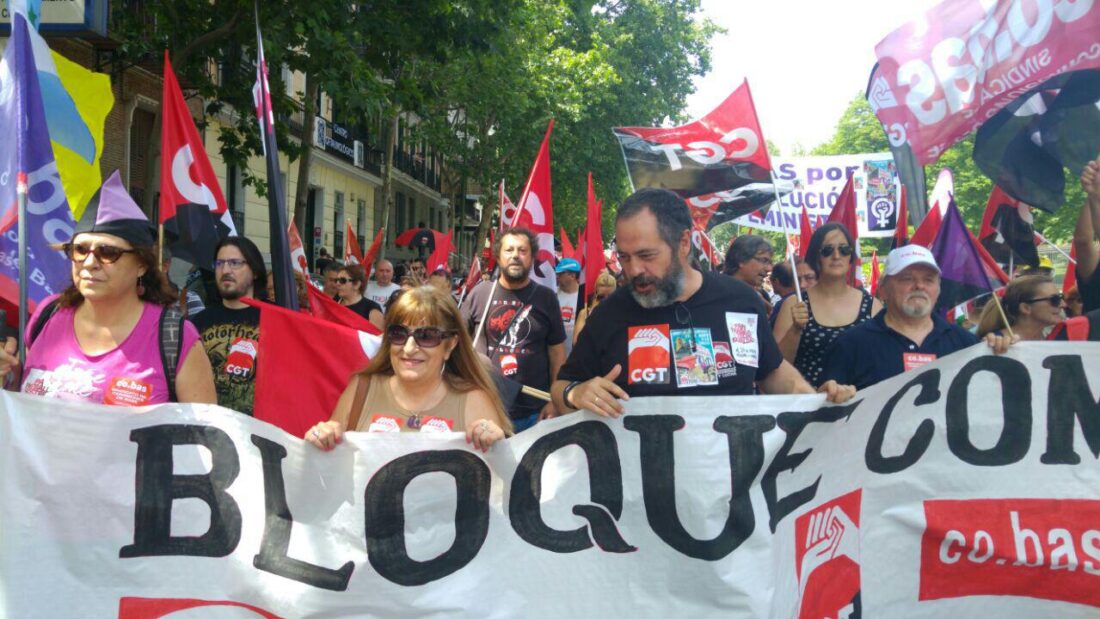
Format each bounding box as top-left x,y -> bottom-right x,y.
559,272 -> 783,397
461,279 -> 565,417
345,296 -> 382,321
190,303 -> 261,415
1080,266 -> 1100,314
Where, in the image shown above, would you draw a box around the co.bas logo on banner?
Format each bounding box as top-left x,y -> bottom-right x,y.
627,324 -> 670,384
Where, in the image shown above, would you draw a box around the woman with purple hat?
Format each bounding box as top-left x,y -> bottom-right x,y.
0,171 -> 216,405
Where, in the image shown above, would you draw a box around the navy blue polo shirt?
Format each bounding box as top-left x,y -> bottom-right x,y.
819,310 -> 979,390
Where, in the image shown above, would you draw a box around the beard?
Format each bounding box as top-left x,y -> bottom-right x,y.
899,292 -> 933,318
219,278 -> 252,302
502,261 -> 531,284
628,259 -> 685,309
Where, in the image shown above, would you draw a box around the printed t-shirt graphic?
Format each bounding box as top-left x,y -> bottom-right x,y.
191,304 -> 261,416
628,324 -> 671,385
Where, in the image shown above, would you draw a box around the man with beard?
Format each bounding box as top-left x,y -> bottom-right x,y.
819,245 -> 1014,390
552,188 -> 854,418
461,227 -> 566,430
191,237 -> 267,415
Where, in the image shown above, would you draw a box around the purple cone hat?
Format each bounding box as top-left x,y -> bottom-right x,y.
73,170 -> 155,246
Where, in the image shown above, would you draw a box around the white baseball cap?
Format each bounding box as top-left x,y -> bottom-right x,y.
884,245 -> 940,277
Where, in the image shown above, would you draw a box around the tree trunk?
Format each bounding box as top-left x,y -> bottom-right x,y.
293,74 -> 319,229
377,112 -> 400,261
472,175 -> 497,271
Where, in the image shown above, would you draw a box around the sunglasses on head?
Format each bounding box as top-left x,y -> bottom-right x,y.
1025,293 -> 1064,306
63,242 -> 136,264
387,325 -> 456,348
820,244 -> 853,258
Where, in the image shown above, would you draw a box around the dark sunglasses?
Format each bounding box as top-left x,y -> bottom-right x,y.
63,242 -> 136,264
387,325 -> 456,348
820,244 -> 854,258
334,277 -> 352,284
1025,293 -> 1064,306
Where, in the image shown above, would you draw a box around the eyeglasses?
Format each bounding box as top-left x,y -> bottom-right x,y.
1024,293 -> 1064,306
63,242 -> 136,264
334,277 -> 353,285
387,325 -> 456,348
820,244 -> 853,258
214,258 -> 248,270
750,255 -> 773,267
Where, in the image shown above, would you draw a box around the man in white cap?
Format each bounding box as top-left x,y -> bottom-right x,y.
820,245 -> 1014,390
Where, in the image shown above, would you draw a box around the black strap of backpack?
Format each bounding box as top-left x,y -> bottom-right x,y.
28,298 -> 61,348
158,305 -> 184,402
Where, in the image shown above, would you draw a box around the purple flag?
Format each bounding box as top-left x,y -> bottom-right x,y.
929,196 -> 994,315
0,13 -> 76,314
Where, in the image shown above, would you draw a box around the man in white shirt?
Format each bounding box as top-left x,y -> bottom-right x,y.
365,259 -> 401,309
555,258 -> 581,356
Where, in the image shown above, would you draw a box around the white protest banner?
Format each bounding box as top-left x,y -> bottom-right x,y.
2,342 -> 1099,617
737,153 -> 900,238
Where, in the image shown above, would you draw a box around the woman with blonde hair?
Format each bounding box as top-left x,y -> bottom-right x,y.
572,271 -> 617,344
306,285 -> 511,451
977,275 -> 1065,340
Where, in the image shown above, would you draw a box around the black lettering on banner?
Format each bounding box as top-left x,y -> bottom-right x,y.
945,356 -> 1031,466
1042,355 -> 1100,464
763,402 -> 860,532
120,424 -> 242,558
509,421 -> 636,554
251,436 -> 355,590
364,450 -> 490,586
623,415 -> 774,561
866,370 -> 940,474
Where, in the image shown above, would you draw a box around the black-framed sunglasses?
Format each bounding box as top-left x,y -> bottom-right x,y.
63,242 -> 136,264
387,325 -> 456,348
820,244 -> 854,258
1025,293 -> 1064,306
334,277 -> 352,285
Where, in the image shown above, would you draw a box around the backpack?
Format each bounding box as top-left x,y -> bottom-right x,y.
29,299 -> 186,402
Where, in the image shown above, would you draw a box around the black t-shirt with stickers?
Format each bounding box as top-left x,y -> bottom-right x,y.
190,304 -> 261,416
461,279 -> 565,418
559,271 -> 783,396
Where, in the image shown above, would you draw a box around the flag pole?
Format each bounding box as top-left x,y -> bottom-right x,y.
158,223 -> 165,270
1034,231 -> 1076,264
770,171 -> 801,300
471,277 -> 498,350
990,292 -> 1017,340
16,174 -> 27,364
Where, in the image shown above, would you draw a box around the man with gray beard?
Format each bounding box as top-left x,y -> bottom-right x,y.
819,245 -> 1014,390
553,188 -> 855,418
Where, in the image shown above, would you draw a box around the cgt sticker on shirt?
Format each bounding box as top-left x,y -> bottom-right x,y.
628,324 -> 671,385
904,352 -> 936,372
712,341 -> 737,379
725,312 -> 760,368
420,416 -> 455,433
103,377 -> 152,406
225,337 -> 258,379
368,414 -> 403,433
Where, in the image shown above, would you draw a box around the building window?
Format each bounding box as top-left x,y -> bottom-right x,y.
333,191 -> 345,258
357,199 -> 367,249
395,192 -> 407,236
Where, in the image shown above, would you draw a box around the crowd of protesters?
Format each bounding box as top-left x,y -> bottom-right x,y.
4,159 -> 1100,450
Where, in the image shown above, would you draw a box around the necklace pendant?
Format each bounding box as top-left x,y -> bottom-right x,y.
407,414 -> 421,429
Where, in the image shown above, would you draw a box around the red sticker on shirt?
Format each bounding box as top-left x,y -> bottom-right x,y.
419,416 -> 455,433
368,414 -> 403,433
903,352 -> 936,372
104,377 -> 153,406
627,324 -> 671,385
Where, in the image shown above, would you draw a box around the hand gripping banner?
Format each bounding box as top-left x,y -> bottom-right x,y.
2,342 -> 1100,617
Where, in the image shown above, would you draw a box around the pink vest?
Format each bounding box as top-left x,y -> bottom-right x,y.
21,299 -> 199,405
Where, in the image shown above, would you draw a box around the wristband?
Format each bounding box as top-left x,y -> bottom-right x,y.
562,380 -> 582,410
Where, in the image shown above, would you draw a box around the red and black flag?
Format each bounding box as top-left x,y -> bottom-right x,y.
159,52 -> 236,268
613,80 -> 779,228
979,186 -> 1039,268
253,10 -> 297,310
892,184 -> 909,249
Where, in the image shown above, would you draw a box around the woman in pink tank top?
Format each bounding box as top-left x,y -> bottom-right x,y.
0,171 -> 215,406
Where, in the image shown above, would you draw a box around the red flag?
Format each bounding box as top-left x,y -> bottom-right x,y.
512,120 -> 557,289
246,299 -> 380,438
426,228 -> 454,273
1064,246 -> 1078,295
798,205 -> 813,259
576,229 -> 587,265
893,184 -> 910,248
605,247 -> 621,274
287,220 -> 310,280
306,285 -> 379,333
827,174 -> 862,285
485,229 -> 497,273
499,180 -> 516,231
978,186 -> 1039,266
584,173 -> 605,299
869,250 -> 880,296
463,257 -> 482,296
159,52 -> 235,269
343,219 -> 363,265
361,227 -> 384,278
691,222 -> 721,268
911,169 -> 954,248
559,227 -> 576,260
394,227 -> 420,246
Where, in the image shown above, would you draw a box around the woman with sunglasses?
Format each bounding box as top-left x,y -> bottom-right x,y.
336,264 -> 384,329
572,271 -> 617,345
0,172 -> 215,404
306,285 -> 511,452
773,223 -> 881,387
977,275 -> 1065,340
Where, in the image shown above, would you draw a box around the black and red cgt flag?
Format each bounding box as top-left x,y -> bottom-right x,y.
159,52 -> 236,269
979,186 -> 1039,268
613,80 -> 779,228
